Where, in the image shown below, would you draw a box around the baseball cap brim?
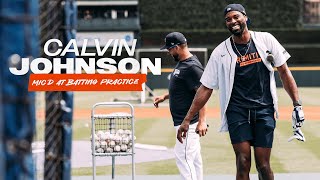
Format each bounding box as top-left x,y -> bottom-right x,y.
160,44 -> 177,50
160,45 -> 169,50
160,32 -> 187,50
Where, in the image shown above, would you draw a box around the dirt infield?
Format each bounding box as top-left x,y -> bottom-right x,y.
37,106 -> 320,121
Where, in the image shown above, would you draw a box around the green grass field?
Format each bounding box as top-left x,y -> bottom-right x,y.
67,119 -> 320,176
35,88 -> 320,176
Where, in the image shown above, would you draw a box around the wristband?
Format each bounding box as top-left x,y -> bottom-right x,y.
293,100 -> 302,107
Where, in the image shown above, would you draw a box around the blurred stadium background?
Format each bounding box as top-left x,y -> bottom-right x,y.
1,0 -> 320,179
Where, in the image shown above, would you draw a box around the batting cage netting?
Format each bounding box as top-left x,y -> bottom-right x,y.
0,0 -> 39,179
1,0 -> 76,179
39,0 -> 76,179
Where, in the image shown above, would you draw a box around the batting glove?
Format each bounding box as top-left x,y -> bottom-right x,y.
288,128 -> 306,142
292,106 -> 305,128
288,106 -> 306,142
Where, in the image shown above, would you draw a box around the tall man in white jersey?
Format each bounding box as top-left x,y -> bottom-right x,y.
177,4 -> 305,180
154,32 -> 208,180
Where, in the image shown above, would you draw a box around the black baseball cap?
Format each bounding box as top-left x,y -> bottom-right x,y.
160,32 -> 187,50
224,4 -> 251,25
224,4 -> 247,16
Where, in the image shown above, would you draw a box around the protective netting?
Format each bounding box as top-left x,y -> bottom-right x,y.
0,0 -> 39,179
39,1 -> 64,179
39,0 -> 64,57
39,0 -> 75,179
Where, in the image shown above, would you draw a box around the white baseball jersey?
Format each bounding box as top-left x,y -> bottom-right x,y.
200,31 -> 291,132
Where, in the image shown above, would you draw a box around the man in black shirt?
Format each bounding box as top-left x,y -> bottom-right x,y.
153,32 -> 208,180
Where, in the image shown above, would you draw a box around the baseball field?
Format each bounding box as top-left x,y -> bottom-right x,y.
35,87 -> 320,176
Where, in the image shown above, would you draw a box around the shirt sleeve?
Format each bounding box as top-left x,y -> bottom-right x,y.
265,32 -> 291,67
185,65 -> 203,91
200,52 -> 219,90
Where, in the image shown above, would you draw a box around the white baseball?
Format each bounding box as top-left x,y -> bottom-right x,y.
100,141 -> 107,150
114,135 -> 121,144
95,141 -> 101,150
96,148 -> 104,153
106,147 -> 113,153
120,144 -> 127,152
109,134 -> 115,141
109,140 -> 115,148
97,130 -> 104,137
122,137 -> 129,145
117,129 -> 124,135
100,134 -> 107,141
106,133 -> 111,140
114,145 -> 121,152
124,130 -> 131,136
105,135 -> 111,143
121,134 -> 127,138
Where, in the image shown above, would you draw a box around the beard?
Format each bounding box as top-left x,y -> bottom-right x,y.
172,54 -> 179,62
228,21 -> 246,37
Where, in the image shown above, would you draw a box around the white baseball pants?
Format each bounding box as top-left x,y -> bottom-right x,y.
174,122 -> 203,180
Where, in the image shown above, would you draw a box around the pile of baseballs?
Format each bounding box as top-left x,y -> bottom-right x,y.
91,129 -> 136,153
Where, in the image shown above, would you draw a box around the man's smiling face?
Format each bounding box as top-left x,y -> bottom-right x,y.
225,11 -> 248,36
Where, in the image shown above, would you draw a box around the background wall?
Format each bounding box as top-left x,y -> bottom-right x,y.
138,0 -> 320,86
139,0 -> 302,30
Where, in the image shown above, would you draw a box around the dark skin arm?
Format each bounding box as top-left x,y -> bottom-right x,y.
153,93 -> 169,108
195,93 -> 207,137
277,62 -> 300,104
177,85 -> 213,143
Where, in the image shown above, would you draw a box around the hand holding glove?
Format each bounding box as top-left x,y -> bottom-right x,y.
292,106 -> 305,128
288,105 -> 306,142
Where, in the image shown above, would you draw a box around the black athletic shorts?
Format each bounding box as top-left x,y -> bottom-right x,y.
226,104 -> 276,148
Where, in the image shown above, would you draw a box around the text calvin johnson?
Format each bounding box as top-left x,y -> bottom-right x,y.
9,39 -> 162,76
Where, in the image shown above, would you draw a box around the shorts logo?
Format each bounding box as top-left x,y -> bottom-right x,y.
173,69 -> 180,76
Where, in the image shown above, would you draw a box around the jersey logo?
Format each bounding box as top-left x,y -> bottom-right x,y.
173,69 -> 180,76
283,50 -> 288,54
236,52 -> 262,67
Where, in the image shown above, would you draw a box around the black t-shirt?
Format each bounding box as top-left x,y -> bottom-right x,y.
229,38 -> 273,108
169,55 -> 204,126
